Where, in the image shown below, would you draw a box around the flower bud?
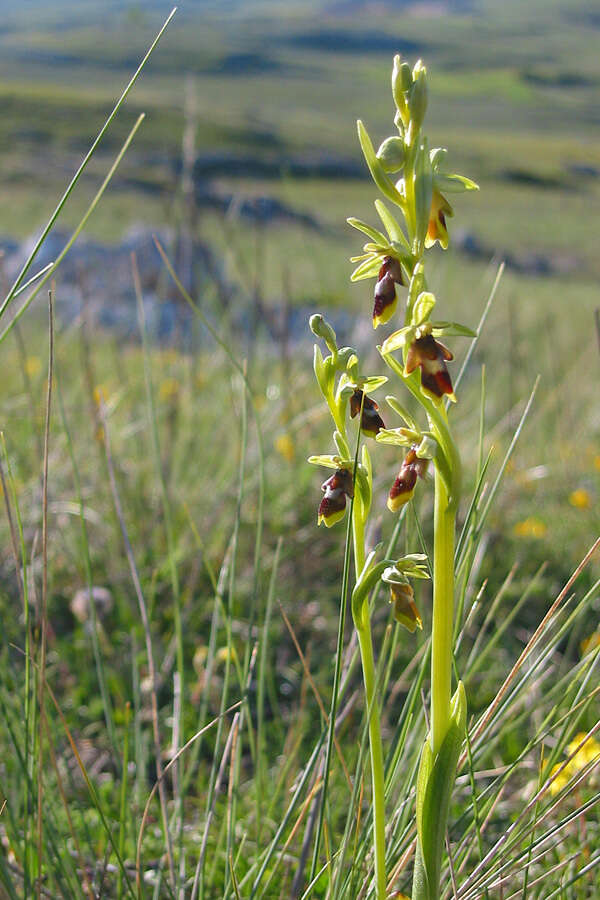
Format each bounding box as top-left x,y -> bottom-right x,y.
392,55 -> 412,127
376,136 -> 406,173
350,389 -> 385,438
408,62 -> 428,134
390,581 -> 422,632
309,314 -> 337,354
405,334 -> 455,402
318,467 -> 354,527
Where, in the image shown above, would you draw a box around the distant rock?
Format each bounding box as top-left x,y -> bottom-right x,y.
453,228 -> 579,277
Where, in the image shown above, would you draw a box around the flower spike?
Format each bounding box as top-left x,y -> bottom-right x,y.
405,334 -> 455,402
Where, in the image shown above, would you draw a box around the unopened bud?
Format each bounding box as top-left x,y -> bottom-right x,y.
390,581 -> 422,632
309,314 -> 337,354
392,55 -> 412,125
408,62 -> 428,133
376,136 -> 406,173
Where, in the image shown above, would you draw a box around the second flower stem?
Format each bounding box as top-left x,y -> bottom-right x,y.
352,503 -> 387,900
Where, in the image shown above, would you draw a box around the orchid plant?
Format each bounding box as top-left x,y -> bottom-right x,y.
309,55 -> 479,900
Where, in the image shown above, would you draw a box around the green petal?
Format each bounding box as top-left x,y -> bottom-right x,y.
380,327 -> 413,355
434,173 -> 479,193
376,428 -> 413,447
361,375 -> 388,392
307,454 -> 346,469
346,216 -> 388,246
350,256 -> 381,282
431,321 -> 477,338
413,291 -> 436,326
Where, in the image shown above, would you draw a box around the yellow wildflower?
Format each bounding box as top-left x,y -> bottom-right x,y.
566,732 -> 600,766
25,356 -> 42,377
216,646 -> 238,665
569,488 -> 591,509
549,732 -> 600,796
594,455 -> 600,473
580,631 -> 600,657
159,377 -> 180,402
93,385 -> 110,407
513,517 -> 547,539
275,433 -> 295,463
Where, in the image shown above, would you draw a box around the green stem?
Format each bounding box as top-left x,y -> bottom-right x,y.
352,505 -> 386,900
354,617 -> 387,899
412,407 -> 459,900
430,465 -> 455,757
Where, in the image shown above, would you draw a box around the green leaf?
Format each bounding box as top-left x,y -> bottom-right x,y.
434,173 -> 479,193
414,138 -> 433,249
374,199 -> 410,250
413,291 -> 436,326
416,683 -> 466,900
334,430 -> 351,459
355,464 -> 372,523
385,396 -> 419,431
431,321 -> 477,338
313,344 -> 326,393
347,217 -> 388,246
357,120 -> 405,208
407,260 -> 425,322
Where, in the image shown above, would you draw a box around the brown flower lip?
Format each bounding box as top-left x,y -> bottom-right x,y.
350,389 -> 385,437
318,468 -> 354,527
405,334 -> 455,401
372,256 -> 405,328
387,447 -> 429,512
